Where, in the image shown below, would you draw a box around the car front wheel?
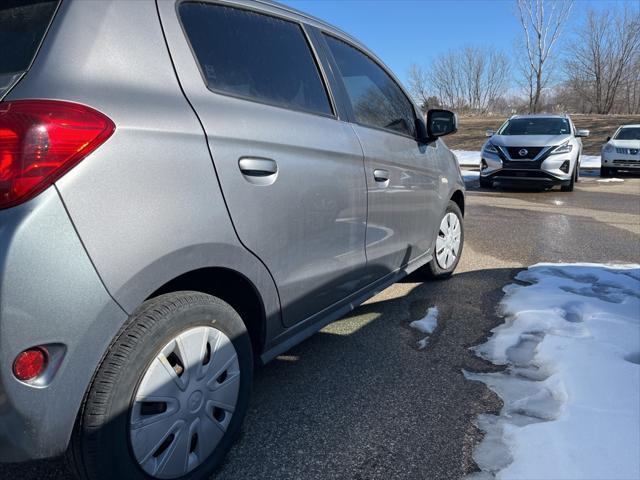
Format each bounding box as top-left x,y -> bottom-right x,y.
68,292 -> 253,480
422,200 -> 464,279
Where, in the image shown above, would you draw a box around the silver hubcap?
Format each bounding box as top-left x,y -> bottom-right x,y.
130,326 -> 240,479
435,212 -> 461,270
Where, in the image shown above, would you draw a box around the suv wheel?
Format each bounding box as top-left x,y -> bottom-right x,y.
422,201 -> 464,279
561,164 -> 577,192
601,166 -> 612,177
479,175 -> 493,189
68,292 -> 253,480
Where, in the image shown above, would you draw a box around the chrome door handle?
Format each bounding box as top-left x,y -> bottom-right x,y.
238,157 -> 278,176
373,169 -> 389,182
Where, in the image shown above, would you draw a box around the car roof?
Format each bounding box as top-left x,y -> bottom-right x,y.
618,124 -> 640,128
509,114 -> 569,120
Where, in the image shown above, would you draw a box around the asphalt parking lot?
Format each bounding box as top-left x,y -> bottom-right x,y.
3,171 -> 639,480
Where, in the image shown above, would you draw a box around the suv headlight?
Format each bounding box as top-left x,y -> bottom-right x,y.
603,144 -> 614,153
551,142 -> 573,155
483,142 -> 499,154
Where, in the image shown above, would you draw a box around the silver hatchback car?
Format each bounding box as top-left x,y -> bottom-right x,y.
0,1 -> 464,478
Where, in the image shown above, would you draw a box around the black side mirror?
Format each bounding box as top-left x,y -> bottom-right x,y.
606,136 -> 611,142
425,109 -> 458,140
416,117 -> 429,143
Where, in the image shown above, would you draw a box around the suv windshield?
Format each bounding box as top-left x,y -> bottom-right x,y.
0,0 -> 58,96
499,117 -> 571,136
614,127 -> 640,140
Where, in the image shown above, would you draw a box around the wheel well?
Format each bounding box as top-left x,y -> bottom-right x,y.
147,268 -> 265,357
451,190 -> 465,216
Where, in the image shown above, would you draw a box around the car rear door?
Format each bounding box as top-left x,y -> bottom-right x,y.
320,34 -> 440,274
158,2 -> 368,327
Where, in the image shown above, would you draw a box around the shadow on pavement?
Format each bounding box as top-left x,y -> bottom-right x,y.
0,267 -> 518,480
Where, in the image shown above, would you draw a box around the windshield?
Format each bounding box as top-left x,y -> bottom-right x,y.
614,127 -> 640,141
0,0 -> 58,76
498,117 -> 571,136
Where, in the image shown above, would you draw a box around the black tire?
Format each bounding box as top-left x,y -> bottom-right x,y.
421,200 -> 464,280
67,292 -> 253,480
479,175 -> 493,188
575,158 -> 580,183
601,166 -> 611,177
561,164 -> 576,192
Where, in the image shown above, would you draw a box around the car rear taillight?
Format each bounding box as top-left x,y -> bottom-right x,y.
0,100 -> 115,209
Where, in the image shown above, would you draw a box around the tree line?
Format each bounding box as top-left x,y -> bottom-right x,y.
408,0 -> 640,116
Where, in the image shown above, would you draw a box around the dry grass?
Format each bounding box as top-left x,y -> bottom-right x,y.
445,114 -> 640,155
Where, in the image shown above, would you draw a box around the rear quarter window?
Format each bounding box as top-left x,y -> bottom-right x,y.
179,2 -> 332,116
0,0 -> 59,75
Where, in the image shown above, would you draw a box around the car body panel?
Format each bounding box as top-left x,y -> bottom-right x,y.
0,189 -> 128,461
5,0 -> 281,325
353,124 -> 441,271
0,0 -> 464,463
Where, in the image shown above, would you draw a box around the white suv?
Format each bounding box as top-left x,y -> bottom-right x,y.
601,125 -> 640,177
480,114 -> 589,192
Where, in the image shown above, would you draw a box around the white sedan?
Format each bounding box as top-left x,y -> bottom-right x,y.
601,125 -> 640,176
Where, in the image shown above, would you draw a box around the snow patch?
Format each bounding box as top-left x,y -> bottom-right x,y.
580,154 -> 601,168
467,263 -> 640,480
461,169 -> 480,181
452,149 -> 602,169
453,150 -> 482,167
597,178 -> 624,183
410,307 -> 438,349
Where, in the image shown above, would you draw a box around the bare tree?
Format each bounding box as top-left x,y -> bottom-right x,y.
427,46 -> 510,114
407,64 -> 429,111
516,0 -> 573,113
565,6 -> 640,114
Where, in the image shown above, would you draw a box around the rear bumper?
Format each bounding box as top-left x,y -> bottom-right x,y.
0,189 -> 127,462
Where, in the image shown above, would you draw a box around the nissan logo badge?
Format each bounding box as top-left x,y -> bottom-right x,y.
518,149 -> 528,157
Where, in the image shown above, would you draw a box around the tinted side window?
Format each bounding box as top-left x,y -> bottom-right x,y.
179,3 -> 331,116
324,35 -> 415,137
0,0 -> 59,75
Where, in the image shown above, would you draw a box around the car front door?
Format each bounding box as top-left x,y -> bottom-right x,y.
322,34 -> 440,276
159,2 -> 368,327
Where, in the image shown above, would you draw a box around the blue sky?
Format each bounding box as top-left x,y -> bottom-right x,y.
282,0 -> 637,87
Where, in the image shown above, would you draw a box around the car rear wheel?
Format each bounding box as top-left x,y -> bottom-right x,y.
67,292 -> 253,480
422,201 -> 464,279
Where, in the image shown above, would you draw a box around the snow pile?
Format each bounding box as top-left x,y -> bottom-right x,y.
410,307 -> 438,349
467,263 -> 640,480
453,150 -> 602,168
454,150 -> 483,167
580,154 -> 601,168
461,170 -> 480,182
597,178 -> 625,183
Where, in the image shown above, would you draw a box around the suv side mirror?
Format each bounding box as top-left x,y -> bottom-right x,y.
606,136 -> 611,142
575,129 -> 590,137
425,109 -> 458,139
485,129 -> 495,137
